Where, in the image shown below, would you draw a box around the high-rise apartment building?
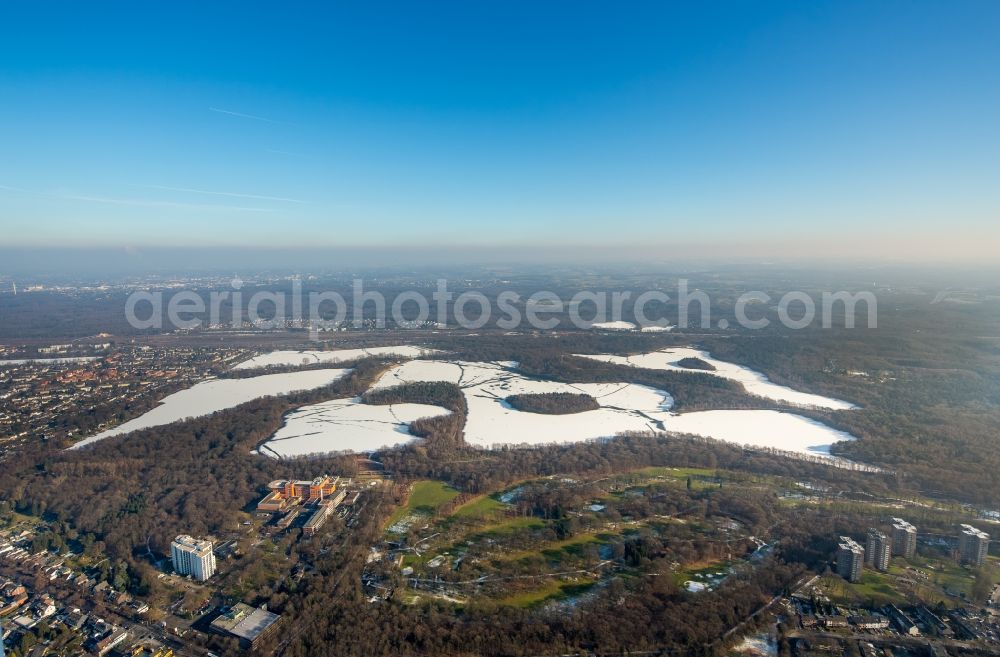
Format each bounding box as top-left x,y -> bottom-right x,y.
837,536 -> 865,582
891,518 -> 917,558
958,524 -> 989,566
171,535 -> 216,581
866,528 -> 891,571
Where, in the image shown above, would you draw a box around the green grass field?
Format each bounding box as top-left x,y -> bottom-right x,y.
387,480 -> 461,528
449,494 -> 504,520
498,578 -> 596,608
633,466 -> 718,479
820,571 -> 907,606
467,516 -> 545,540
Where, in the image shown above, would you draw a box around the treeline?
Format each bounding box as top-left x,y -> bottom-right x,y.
379,432 -> 897,499
505,392 -> 599,414
364,381 -> 467,446
677,356 -> 715,371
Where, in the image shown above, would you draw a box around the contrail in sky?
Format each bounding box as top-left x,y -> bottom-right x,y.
139,184 -> 307,204
209,106 -> 284,123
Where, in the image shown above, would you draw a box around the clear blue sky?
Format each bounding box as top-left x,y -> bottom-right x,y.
1,1 -> 998,259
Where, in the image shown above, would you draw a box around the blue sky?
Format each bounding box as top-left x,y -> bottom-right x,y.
1,1 -> 999,258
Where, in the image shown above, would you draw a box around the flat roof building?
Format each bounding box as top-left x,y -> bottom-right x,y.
210,603 -> 281,648
303,490 -> 346,536
891,518 -> 917,558
837,536 -> 864,582
958,524 -> 989,566
171,535 -> 216,581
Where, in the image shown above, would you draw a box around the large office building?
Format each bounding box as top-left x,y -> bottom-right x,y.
837,536 -> 865,582
171,535 -> 216,581
958,524 -> 990,566
891,518 -> 917,558
866,528 -> 891,571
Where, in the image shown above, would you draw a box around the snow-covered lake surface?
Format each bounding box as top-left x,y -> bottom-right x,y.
576,347 -> 855,410
0,357 -> 99,366
71,369 -> 349,449
372,360 -> 676,448
371,360 -> 854,456
663,409 -> 855,456
232,345 -> 436,370
256,398 -> 451,458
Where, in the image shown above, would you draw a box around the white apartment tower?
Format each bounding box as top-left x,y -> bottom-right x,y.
171,535 -> 216,581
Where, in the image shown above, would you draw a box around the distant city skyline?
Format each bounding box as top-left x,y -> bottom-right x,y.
2,2 -> 999,261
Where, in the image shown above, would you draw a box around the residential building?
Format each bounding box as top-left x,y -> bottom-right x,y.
866,528 -> 891,571
958,524 -> 990,566
891,518 -> 917,558
836,536 -> 864,582
848,615 -> 890,631
0,580 -> 27,616
886,605 -> 920,636
171,535 -> 216,581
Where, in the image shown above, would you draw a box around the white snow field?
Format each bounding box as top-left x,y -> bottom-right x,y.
256,398 -> 451,458
71,369 -> 349,449
232,345 -> 437,370
576,347 -> 855,410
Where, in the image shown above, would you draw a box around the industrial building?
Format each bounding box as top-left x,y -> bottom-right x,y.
836,536 -> 864,582
958,524 -> 990,566
866,528 -> 891,571
891,518 -> 917,558
170,535 -> 216,581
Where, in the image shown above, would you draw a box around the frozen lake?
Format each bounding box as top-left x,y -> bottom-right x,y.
362,360 -> 854,455
71,369 -> 349,449
232,345 -> 437,370
255,397 -> 451,458
661,409 -> 856,456
576,347 -> 855,410
372,360 -> 676,448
